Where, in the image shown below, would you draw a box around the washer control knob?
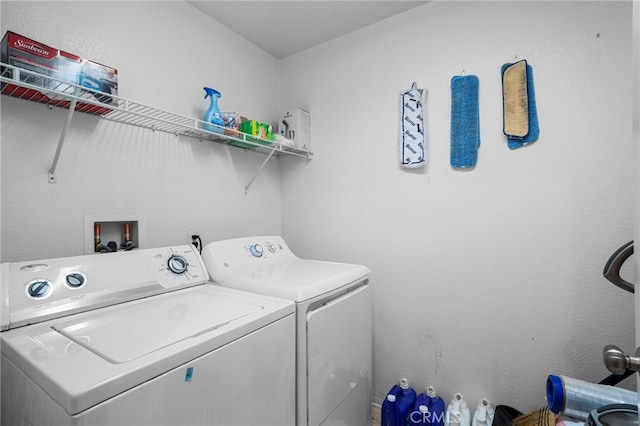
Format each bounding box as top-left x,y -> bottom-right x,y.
167,255 -> 189,275
65,272 -> 86,289
26,279 -> 52,299
249,244 -> 264,258
267,243 -> 277,253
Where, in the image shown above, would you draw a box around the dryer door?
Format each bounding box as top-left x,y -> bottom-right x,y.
306,284 -> 371,426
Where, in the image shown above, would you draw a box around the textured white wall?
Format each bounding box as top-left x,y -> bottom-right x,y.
1,1 -> 283,262
1,0 -> 636,416
280,1 -> 636,413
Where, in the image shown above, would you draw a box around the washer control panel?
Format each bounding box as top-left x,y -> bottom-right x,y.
1,245 -> 209,330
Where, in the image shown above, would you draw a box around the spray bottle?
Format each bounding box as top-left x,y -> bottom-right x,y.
203,87 -> 224,134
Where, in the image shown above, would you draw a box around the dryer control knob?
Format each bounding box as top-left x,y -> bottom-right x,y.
249,244 -> 264,258
167,255 -> 189,275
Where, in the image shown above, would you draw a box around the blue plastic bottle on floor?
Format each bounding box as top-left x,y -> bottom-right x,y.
427,386 -> 446,426
203,86 -> 224,134
382,394 -> 400,426
411,404 -> 430,425
414,391 -> 433,413
411,390 -> 432,425
397,378 -> 417,425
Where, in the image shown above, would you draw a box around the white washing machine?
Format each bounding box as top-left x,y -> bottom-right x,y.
201,236 -> 372,426
0,245 -> 296,426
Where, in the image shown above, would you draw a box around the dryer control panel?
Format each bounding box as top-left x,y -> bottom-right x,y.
1,245 -> 210,330
247,239 -> 285,258
201,236 -> 298,284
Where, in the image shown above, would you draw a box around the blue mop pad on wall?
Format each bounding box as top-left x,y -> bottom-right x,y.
450,75 -> 480,168
399,82 -> 427,168
501,60 -> 539,149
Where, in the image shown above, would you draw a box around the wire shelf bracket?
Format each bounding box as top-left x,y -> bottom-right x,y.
48,97 -> 77,184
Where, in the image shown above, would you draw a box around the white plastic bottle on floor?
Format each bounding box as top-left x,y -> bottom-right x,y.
445,393 -> 471,426
471,399 -> 493,426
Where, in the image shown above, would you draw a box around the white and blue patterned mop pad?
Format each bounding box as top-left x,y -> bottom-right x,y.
399,82 -> 427,168
450,75 -> 480,168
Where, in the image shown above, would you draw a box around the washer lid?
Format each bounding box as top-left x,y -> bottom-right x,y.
1,284 -> 293,417
223,259 -> 370,302
52,287 -> 262,363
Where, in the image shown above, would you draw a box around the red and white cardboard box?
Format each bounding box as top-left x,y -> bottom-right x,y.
1,31 -> 118,115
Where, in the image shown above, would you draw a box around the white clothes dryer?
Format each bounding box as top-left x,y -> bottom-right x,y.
1,245 -> 295,426
201,236 -> 372,426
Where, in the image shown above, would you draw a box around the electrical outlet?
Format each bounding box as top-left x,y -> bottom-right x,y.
187,229 -> 199,246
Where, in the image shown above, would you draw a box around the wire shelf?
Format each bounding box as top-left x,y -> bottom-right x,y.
0,62 -> 312,159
